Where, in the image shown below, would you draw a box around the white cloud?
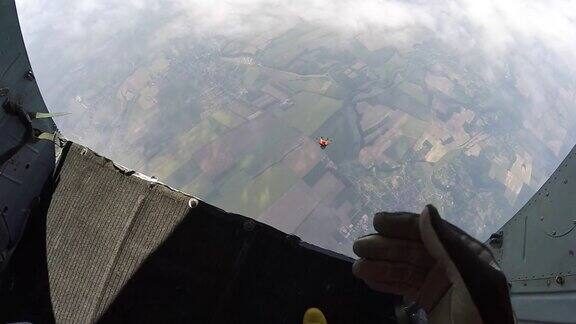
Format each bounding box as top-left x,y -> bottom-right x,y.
15,0 -> 576,66
457,0 -> 576,62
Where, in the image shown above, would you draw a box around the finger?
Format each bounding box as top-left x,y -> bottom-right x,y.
352,259 -> 427,287
415,262 -> 452,313
353,235 -> 435,269
303,308 -> 327,324
419,206 -> 451,262
373,211 -> 421,241
364,279 -> 419,301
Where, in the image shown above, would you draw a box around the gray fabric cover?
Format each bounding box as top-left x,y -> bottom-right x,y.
46,143 -> 190,321
1,142 -> 396,324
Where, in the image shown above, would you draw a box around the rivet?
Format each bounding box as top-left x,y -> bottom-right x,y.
243,220 -> 256,232
25,70 -> 35,81
285,234 -> 300,246
556,276 -> 565,285
31,196 -> 41,207
188,197 -> 199,208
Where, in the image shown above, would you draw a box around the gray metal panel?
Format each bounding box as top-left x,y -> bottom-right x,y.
489,146 -> 576,322
510,276 -> 576,324
0,0 -> 57,269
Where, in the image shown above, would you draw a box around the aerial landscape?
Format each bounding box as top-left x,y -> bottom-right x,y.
17,0 -> 576,255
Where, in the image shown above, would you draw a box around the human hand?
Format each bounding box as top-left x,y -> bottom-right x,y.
352,205 -> 515,324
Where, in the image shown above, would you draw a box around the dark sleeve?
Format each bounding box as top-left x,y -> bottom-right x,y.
427,204 -> 515,324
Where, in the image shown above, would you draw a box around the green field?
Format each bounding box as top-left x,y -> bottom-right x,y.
259,27 -> 311,67
324,82 -> 348,100
401,117 -> 428,139
214,164 -> 299,216
283,77 -> 331,95
372,51 -> 406,80
235,121 -> 299,176
386,135 -> 414,161
165,159 -> 202,188
313,110 -> 361,163
260,27 -> 335,67
243,66 -> 261,88
352,40 -> 396,67
210,109 -> 243,128
146,119 -> 226,178
182,173 -> 215,199
179,119 -> 227,153
218,170 -> 252,197
399,82 -> 428,106
303,162 -> 326,187
280,92 -> 343,135
434,148 -> 464,168
389,89 -> 430,121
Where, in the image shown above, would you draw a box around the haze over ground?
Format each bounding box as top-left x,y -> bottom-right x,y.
16,0 -> 576,255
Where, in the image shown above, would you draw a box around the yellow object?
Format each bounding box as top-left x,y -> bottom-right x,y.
303,308 -> 327,324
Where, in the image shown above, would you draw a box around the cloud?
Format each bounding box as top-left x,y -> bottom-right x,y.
16,0 -> 576,70
176,0 -> 435,33
167,0 -> 576,62
457,0 -> 576,63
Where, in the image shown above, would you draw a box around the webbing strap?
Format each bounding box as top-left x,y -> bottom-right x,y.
29,112 -> 70,119
35,132 -> 57,142
0,101 -> 66,166
0,101 -> 33,166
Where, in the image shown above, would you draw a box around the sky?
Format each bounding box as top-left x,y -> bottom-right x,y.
15,0 -> 576,60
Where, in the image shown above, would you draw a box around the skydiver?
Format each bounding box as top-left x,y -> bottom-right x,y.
317,137 -> 331,150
